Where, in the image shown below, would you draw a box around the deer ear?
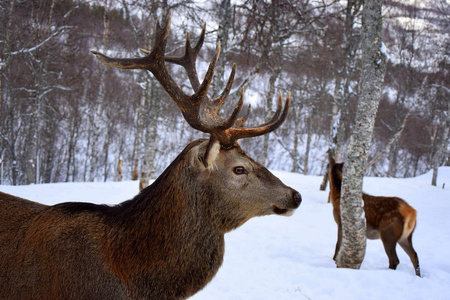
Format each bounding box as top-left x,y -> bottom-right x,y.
203,139 -> 221,168
328,150 -> 336,166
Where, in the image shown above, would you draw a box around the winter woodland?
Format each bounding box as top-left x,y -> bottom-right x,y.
0,0 -> 449,186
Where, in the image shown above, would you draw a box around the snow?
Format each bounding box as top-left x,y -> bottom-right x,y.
1,167 -> 449,300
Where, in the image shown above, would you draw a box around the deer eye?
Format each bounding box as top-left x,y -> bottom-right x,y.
233,166 -> 247,175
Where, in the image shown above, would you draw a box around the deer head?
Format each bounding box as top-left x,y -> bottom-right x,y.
0,13 -> 303,300
92,12 -> 301,232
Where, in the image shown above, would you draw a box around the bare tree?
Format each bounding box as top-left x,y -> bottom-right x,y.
329,0 -> 363,161
87,0 -> 111,182
318,0 -> 363,190
429,77 -> 450,187
0,0 -> 446,185
1,0 -> 70,185
336,0 -> 386,269
234,0 -> 307,165
121,0 -> 199,189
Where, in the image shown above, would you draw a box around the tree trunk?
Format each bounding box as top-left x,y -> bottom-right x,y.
367,107 -> 412,170
11,149 -> 18,186
116,146 -> 123,182
121,0 -> 144,182
334,0 -> 363,161
431,103 -> 450,186
303,116 -> 312,175
25,99 -> 38,185
336,0 -> 386,269
213,0 -> 231,96
102,125 -> 113,182
387,141 -> 398,177
65,113 -> 80,182
323,0 -> 362,191
139,79 -> 161,190
291,104 -> 301,173
88,0 -> 110,182
259,69 -> 280,165
132,90 -> 145,181
42,150 -> 53,183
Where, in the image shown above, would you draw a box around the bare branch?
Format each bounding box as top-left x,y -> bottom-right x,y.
5,26 -> 71,57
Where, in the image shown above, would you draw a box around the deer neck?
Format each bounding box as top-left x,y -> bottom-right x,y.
329,171 -> 342,209
103,140 -> 225,298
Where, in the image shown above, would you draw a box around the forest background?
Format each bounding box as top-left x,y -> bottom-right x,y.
1,0 -> 448,186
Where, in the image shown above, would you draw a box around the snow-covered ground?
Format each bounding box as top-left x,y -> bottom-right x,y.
1,167 -> 449,300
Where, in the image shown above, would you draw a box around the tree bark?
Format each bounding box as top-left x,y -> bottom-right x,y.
336,0 -> 386,269
132,88 -> 145,181
139,79 -> 161,190
429,73 -> 450,186
332,0 -> 363,161
323,0 -> 362,191
88,0 -> 110,182
431,100 -> 450,186
303,116 -> 312,175
212,0 -> 231,96
259,69 -> 280,165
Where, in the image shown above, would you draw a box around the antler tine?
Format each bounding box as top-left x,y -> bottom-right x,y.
90,12 -> 172,70
92,12 -> 213,133
165,23 -> 206,92
225,92 -> 291,144
192,42 -> 221,102
92,11 -> 291,150
209,63 -> 236,112
163,24 -> 244,131
258,91 -> 284,127
164,27 -> 244,134
234,104 -> 251,128
204,63 -> 236,121
217,86 -> 245,130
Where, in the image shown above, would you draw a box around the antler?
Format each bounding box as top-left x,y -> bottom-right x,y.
91,11 -> 290,149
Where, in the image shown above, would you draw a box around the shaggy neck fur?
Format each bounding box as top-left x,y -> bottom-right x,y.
103,140 -> 225,299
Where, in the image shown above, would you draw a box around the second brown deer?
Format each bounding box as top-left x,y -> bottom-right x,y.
0,13 -> 301,300
328,153 -> 420,276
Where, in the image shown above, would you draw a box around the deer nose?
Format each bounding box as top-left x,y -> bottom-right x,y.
293,192 -> 302,207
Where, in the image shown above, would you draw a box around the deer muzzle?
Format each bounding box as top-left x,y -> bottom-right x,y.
273,191 -> 302,216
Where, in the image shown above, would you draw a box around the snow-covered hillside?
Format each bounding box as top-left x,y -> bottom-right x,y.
1,167 -> 449,299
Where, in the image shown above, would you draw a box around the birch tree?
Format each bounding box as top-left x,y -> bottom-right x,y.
429,68 -> 450,187
385,7 -> 430,177
121,0 -> 195,189
87,0 -> 111,182
121,1 -> 167,190
234,0 -> 312,165
1,0 -> 70,185
423,35 -> 450,186
211,0 -> 232,97
329,0 -> 363,162
319,0 -> 362,190
336,0 -> 386,269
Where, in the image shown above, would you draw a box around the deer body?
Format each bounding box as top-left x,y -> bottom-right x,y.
0,13 -> 302,298
328,156 -> 420,276
1,139 -> 300,299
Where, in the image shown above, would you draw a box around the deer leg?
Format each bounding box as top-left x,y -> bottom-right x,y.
333,224 -> 342,262
399,235 -> 421,277
380,225 -> 401,270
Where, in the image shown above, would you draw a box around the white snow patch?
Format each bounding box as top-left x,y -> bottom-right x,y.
1,167 -> 449,299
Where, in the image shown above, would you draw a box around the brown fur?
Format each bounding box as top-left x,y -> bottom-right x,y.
117,158 -> 123,175
0,139 -> 301,299
328,155 -> 420,277
132,163 -> 139,181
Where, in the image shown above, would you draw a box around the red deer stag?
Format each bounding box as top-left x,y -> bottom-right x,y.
328,153 -> 420,276
0,13 -> 301,300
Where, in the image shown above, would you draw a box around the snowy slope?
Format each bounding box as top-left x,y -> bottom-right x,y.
1,167 -> 449,300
